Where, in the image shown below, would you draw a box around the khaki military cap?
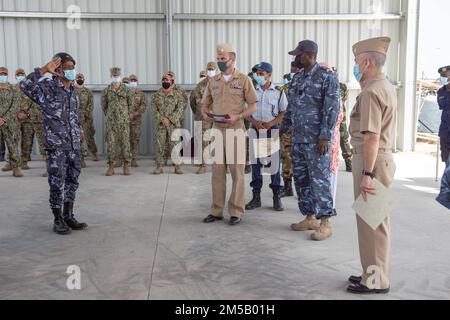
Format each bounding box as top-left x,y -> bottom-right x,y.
129,74 -> 138,81
110,67 -> 121,74
76,73 -> 84,79
352,37 -> 391,57
15,68 -> 26,76
216,43 -> 236,55
166,71 -> 176,81
207,62 -> 217,70
122,77 -> 130,83
0,67 -> 9,74
162,72 -> 172,81
199,70 -> 207,78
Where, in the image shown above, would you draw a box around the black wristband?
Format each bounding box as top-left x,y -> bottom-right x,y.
362,170 -> 375,179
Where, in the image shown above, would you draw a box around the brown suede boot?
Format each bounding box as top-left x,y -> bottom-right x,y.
196,165 -> 206,174
92,153 -> 99,162
123,162 -> 131,176
174,165 -> 183,175
290,214 -> 320,231
12,167 -> 23,177
21,160 -> 30,170
2,162 -> 12,172
153,165 -> 163,175
311,218 -> 333,241
106,164 -> 115,176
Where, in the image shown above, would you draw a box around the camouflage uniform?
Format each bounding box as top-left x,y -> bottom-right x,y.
281,63 -> 340,219
0,83 -> 21,169
18,86 -> 46,162
278,81 -> 293,181
129,87 -> 147,162
20,70 -> 83,209
190,76 -> 212,159
101,83 -> 133,165
339,83 -> 352,163
76,86 -> 97,157
152,88 -> 185,166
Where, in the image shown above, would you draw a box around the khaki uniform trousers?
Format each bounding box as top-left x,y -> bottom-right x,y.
211,123 -> 246,219
352,148 -> 396,289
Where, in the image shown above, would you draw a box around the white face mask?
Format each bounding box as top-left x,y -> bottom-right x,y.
207,70 -> 216,78
223,74 -> 232,82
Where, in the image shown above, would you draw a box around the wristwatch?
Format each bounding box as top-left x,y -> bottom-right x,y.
238,113 -> 244,121
362,170 -> 375,179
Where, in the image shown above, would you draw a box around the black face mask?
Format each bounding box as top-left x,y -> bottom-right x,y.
162,82 -> 171,89
76,80 -> 84,86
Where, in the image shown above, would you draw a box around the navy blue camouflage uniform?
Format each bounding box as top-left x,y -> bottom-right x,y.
436,86 -> 450,209
281,63 -> 340,219
20,69 -> 83,209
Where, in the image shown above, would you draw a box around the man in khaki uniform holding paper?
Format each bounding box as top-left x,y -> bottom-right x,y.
347,37 -> 397,294
201,43 -> 258,226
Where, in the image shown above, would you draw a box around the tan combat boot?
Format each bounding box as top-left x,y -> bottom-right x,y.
174,165 -> 183,175
12,167 -> 23,177
2,161 -> 12,172
196,164 -> 206,175
290,214 -> 320,231
123,163 -> 131,176
311,218 -> 333,241
153,165 -> 163,175
106,164 -> 115,176
92,153 -> 99,162
21,160 -> 30,170
131,159 -> 139,167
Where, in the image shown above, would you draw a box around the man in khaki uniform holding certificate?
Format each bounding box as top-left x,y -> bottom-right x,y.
347,37 -> 397,294
201,43 -> 258,226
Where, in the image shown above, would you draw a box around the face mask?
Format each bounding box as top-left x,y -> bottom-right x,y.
353,64 -> 363,82
111,76 -> 121,84
440,77 -> 449,86
63,69 -> 76,81
283,78 -> 289,85
207,70 -> 216,78
16,76 -> 25,83
254,75 -> 267,87
129,82 -> 137,88
124,83 -> 130,88
76,80 -> 84,86
0,75 -> 7,84
218,60 -> 230,73
162,82 -> 171,89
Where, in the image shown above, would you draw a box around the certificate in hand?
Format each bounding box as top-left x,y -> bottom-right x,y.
206,112 -> 230,123
352,178 -> 396,231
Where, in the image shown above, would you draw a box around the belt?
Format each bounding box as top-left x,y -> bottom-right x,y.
352,147 -> 392,155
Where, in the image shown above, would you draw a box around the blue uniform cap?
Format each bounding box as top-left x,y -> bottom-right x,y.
256,62 -> 273,74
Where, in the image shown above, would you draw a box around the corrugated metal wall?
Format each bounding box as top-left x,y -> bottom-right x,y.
0,0 -> 418,155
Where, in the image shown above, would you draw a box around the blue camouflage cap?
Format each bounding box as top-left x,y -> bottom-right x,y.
256,62 -> 273,74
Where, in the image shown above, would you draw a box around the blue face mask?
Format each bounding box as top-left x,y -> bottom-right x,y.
124,83 -> 130,88
353,64 -> 363,82
111,76 -> 121,84
440,77 -> 449,86
129,82 -> 137,88
64,69 -> 76,81
0,75 -> 8,84
254,75 -> 267,87
283,78 -> 289,85
16,76 -> 25,83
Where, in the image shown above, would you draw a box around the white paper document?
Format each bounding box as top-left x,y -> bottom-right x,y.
352,178 -> 396,231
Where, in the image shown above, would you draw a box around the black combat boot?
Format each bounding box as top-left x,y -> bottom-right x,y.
63,203 -> 88,230
245,190 -> 261,210
273,189 -> 284,212
345,159 -> 353,172
280,178 -> 294,198
52,208 -> 71,235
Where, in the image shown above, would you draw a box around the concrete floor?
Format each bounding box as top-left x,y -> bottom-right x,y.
0,152 -> 449,300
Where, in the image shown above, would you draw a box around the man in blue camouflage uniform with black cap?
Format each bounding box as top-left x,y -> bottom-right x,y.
20,53 -> 88,235
436,65 -> 450,210
281,40 -> 340,241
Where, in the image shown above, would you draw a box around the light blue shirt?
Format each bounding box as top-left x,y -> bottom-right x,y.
253,83 -> 288,122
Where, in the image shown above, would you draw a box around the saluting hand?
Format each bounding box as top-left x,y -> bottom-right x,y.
360,176 -> 376,202
41,57 -> 61,76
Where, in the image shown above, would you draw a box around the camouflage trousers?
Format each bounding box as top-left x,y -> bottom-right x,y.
106,120 -> 131,165
0,124 -> 20,168
292,143 -> 336,219
281,132 -> 293,180
130,122 -> 142,161
156,125 -> 178,166
81,121 -> 97,157
340,122 -> 352,161
47,149 -> 81,209
21,122 -> 46,161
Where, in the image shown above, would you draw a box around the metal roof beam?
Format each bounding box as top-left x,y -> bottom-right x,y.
0,11 -> 165,20
173,13 -> 404,21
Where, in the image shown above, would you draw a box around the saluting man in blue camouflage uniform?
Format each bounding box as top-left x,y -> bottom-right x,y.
20,53 -> 88,235
281,40 -> 340,241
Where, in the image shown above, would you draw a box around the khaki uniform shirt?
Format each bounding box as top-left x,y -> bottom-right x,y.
201,69 -> 258,128
349,73 -> 397,151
